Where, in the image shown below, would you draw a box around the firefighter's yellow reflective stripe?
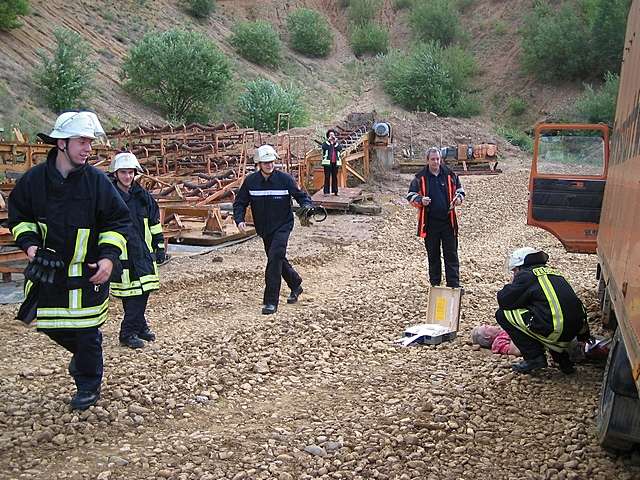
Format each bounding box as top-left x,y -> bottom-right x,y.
111,287 -> 143,297
98,231 -> 126,253
25,279 -> 34,296
37,222 -> 48,243
504,308 -> 570,353
36,309 -> 108,329
37,298 -> 108,318
12,222 -> 38,240
119,245 -> 129,261
143,218 -> 153,253
149,223 -> 162,235
532,267 -> 564,342
68,228 -> 90,277
69,289 -> 82,309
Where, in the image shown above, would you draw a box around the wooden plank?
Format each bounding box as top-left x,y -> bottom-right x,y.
345,164 -> 366,183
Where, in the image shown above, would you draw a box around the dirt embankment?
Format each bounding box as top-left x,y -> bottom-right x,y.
1,155 -> 639,479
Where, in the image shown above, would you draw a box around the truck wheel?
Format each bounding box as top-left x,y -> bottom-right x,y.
597,330 -> 640,451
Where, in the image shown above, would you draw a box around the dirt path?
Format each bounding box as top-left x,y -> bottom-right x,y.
1,166 -> 639,480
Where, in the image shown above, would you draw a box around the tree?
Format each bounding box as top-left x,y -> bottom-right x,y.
237,79 -> 307,133
33,28 -> 95,113
590,0 -> 631,75
0,0 -> 29,30
122,29 -> 232,121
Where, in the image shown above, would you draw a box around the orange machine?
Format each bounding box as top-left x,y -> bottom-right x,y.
527,0 -> 640,451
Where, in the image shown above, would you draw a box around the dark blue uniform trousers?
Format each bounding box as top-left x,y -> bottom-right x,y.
424,223 -> 460,288
42,328 -> 103,393
262,225 -> 302,306
120,292 -> 150,339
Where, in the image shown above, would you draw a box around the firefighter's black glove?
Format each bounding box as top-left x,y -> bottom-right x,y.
155,250 -> 167,265
24,248 -> 64,285
296,206 -> 313,227
576,322 -> 593,344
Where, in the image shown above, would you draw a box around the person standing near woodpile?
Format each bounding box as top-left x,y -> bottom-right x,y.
321,129 -> 344,196
8,111 -> 130,410
407,147 -> 465,288
109,152 -> 165,349
233,144 -> 313,315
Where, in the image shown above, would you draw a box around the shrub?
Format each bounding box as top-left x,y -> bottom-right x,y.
520,1 -> 592,81
286,8 -> 333,57
237,78 -> 306,133
230,21 -> 282,67
123,29 -> 232,122
451,93 -> 482,117
575,72 -> 619,125
409,0 -> 461,46
350,21 -> 389,56
347,0 -> 381,26
497,126 -> 533,152
33,28 -> 95,113
381,41 -> 476,116
456,0 -> 474,11
0,0 -> 29,30
187,0 -> 215,19
508,97 -> 527,116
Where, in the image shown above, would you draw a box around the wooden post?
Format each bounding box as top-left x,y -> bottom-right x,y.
363,137 -> 370,179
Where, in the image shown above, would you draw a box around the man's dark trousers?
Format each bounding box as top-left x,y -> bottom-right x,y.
42,328 -> 103,393
495,309 -> 545,360
120,292 -> 150,339
262,225 -> 302,305
424,223 -> 460,287
323,164 -> 339,194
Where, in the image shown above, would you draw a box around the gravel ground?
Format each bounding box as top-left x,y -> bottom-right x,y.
1,162 -> 639,480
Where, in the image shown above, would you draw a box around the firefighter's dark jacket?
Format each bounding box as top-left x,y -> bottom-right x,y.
233,169 -> 312,237
497,263 -> 586,340
407,165 -> 464,238
110,179 -> 164,298
8,149 -> 129,329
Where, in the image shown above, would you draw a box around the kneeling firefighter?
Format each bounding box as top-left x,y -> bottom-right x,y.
109,153 -> 165,348
495,247 -> 590,374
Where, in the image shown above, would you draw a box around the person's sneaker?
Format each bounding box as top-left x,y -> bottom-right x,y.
262,304 -> 277,315
138,328 -> 156,342
511,355 -> 547,374
70,390 -> 100,410
287,286 -> 304,304
120,335 -> 144,349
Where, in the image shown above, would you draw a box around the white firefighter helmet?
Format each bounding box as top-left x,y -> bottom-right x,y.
37,111 -> 106,145
254,144 -> 279,163
110,152 -> 143,173
507,247 -> 542,271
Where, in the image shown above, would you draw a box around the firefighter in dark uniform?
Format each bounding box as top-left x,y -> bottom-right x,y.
233,144 -> 313,315
109,152 -> 165,349
407,147 -> 464,288
9,111 -> 130,410
321,129 -> 344,196
496,247 -> 590,374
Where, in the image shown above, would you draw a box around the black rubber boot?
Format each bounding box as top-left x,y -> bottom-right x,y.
70,390 -> 100,410
262,304 -> 277,315
120,335 -> 144,349
138,328 -> 156,342
512,355 -> 547,374
550,350 -> 576,374
287,286 -> 304,304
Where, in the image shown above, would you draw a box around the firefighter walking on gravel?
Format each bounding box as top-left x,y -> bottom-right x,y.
407,147 -> 464,288
496,247 -> 591,374
109,152 -> 165,349
233,145 -> 313,315
8,111 -> 130,411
